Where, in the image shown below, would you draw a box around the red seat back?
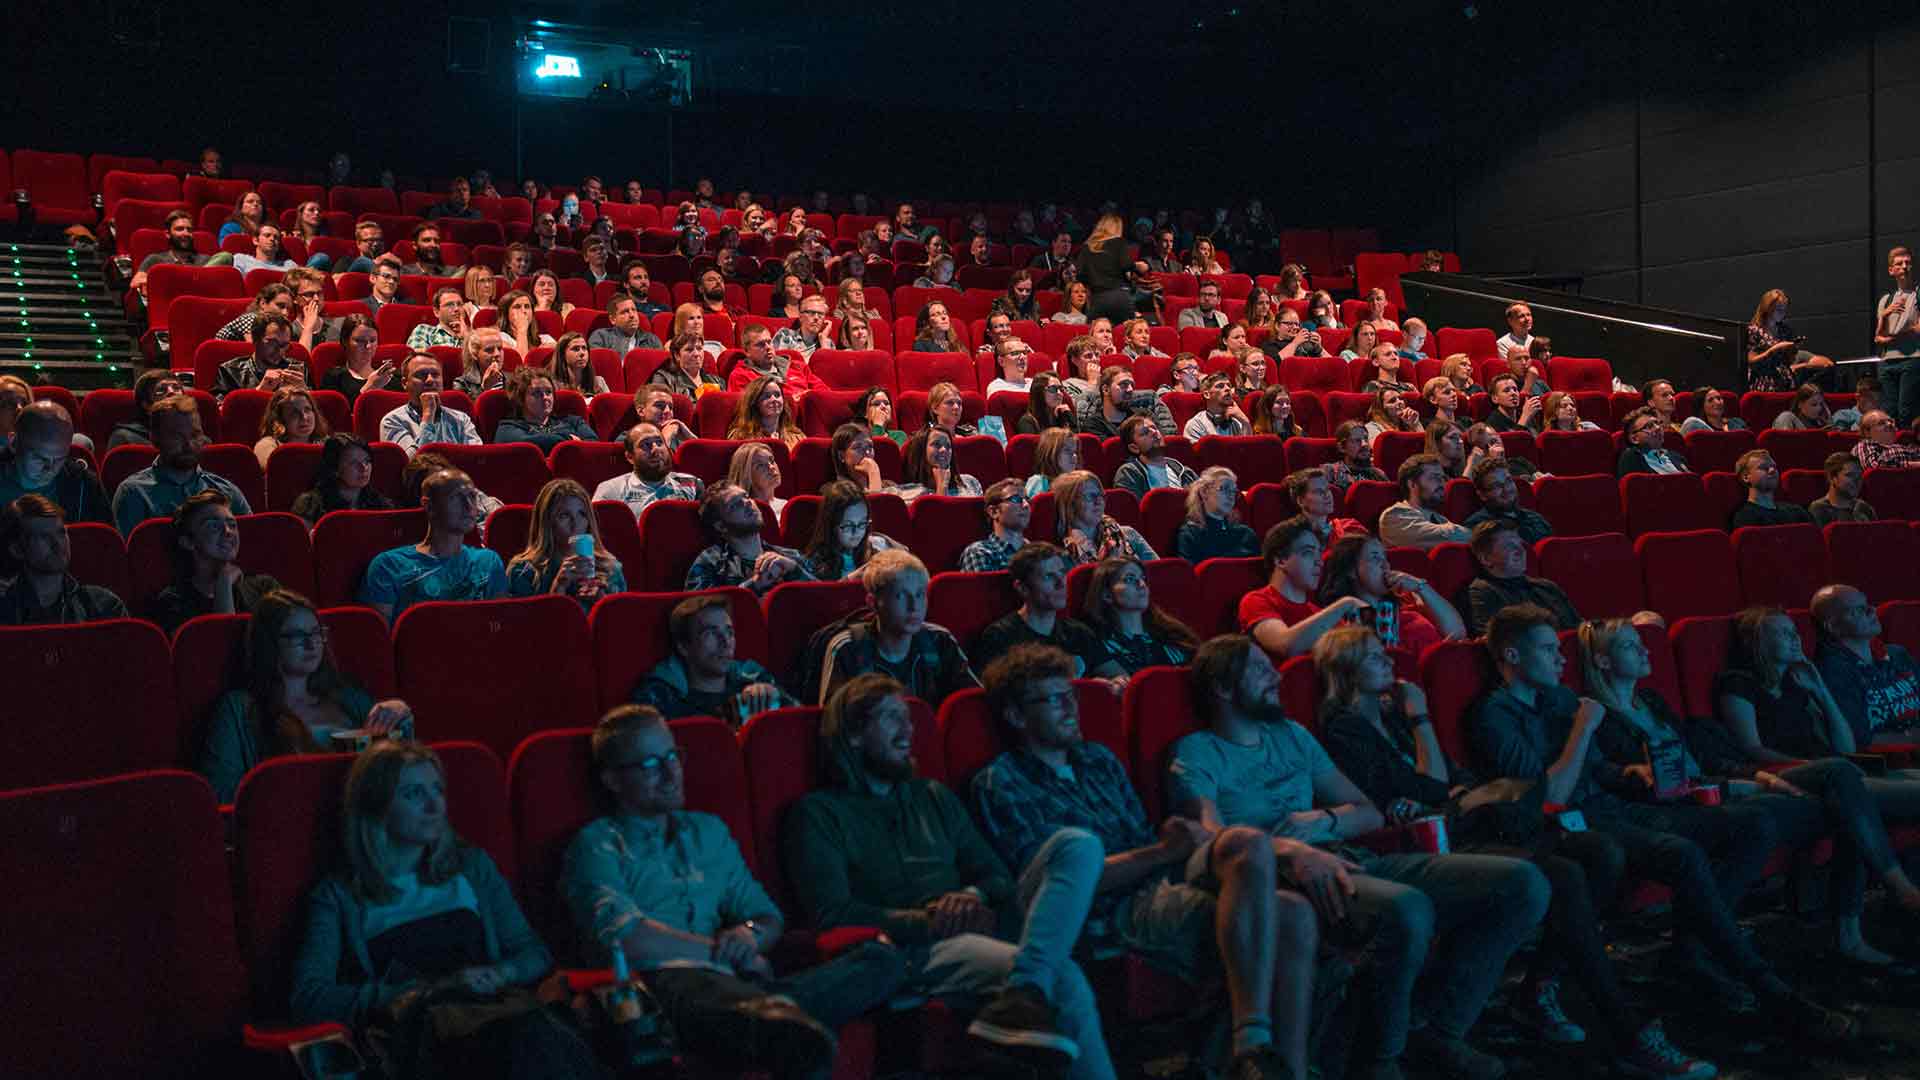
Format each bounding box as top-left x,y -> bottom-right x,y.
589,588 -> 768,713
1825,521 -> 1920,602
394,596 -> 596,759
66,523 -> 130,605
1536,430 -> 1614,477
1122,665 -> 1202,822
1545,356 -> 1612,393
417,442 -> 553,505
1193,555 -> 1265,635
763,578 -> 872,687
0,619 -> 179,788
1637,529 -> 1742,619
309,508 -> 427,606
1534,532 -> 1646,618
927,570 -> 1020,649
1755,428 -> 1836,472
1530,473 -> 1626,537
1419,638 -> 1497,763
1731,524 -> 1828,610
1620,473 -> 1718,536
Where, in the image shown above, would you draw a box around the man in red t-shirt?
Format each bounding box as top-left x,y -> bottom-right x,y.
1239,517 -> 1368,660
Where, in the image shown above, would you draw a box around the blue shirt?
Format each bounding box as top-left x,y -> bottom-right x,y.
379,403 -> 481,454
1168,721 -> 1335,832
358,544 -> 508,619
505,557 -> 628,609
111,462 -> 253,536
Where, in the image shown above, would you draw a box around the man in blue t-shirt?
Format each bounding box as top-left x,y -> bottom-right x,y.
359,466 -> 506,622
1812,584 -> 1920,750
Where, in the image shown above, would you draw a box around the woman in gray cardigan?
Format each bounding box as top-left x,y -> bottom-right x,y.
290,741 -> 599,1077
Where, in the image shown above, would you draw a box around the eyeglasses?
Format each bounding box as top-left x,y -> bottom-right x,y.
607,747 -> 684,777
836,518 -> 869,534
991,493 -> 1031,507
1018,688 -> 1077,711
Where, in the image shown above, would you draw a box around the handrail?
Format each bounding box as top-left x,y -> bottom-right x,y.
1412,279 -> 1726,344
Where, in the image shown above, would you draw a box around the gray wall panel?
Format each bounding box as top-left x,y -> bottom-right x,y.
1640,169 -> 1869,266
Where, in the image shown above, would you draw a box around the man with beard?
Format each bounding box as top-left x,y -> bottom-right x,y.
619,261 -> 671,317
1184,372 -> 1252,438
214,312 -> 306,400
972,643 -> 1326,1080
594,421 -> 702,518
588,293 -> 663,355
563,705 -> 904,1080
784,672 -> 1113,1076
684,481 -> 813,596
379,353 -> 480,454
959,479 -> 1031,573
817,549 -> 974,705
398,222 -> 462,276
970,543 -> 1127,682
359,467 -> 507,622
1328,421 -> 1387,493
111,395 -> 253,535
1378,454 -> 1470,549
1728,450 -> 1814,528
1175,635 -> 1549,1080
0,496 -> 128,624
131,210 -> 232,298
1112,415 -> 1197,500
425,176 -> 480,220
692,270 -> 737,316
1460,460 -> 1552,543
629,595 -> 795,728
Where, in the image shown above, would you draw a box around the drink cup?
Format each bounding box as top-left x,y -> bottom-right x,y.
330,729 -> 373,752
1687,783 -> 1723,807
1407,815 -> 1449,854
572,533 -> 596,560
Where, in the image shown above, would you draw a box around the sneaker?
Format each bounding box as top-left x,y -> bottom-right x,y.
1403,1029 -> 1507,1080
717,995 -> 835,1075
965,983 -> 1079,1067
1510,978 -> 1585,1044
1665,938 -> 1756,1013
1226,1044 -> 1298,1080
1615,1021 -> 1716,1080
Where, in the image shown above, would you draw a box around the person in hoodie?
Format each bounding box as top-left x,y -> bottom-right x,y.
783,672 -> 1119,1078
0,401 -> 110,526
631,594 -> 796,729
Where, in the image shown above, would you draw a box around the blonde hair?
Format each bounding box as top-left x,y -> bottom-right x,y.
1084,213 -> 1124,252
510,477 -> 615,578
862,547 -> 928,594
726,441 -> 779,499
341,742 -> 462,903
1049,469 -> 1105,536
1440,353 -> 1475,387
671,303 -> 705,340
1312,625 -> 1380,708
1032,427 -> 1078,480
1186,465 -> 1239,524
1577,618 -> 1640,714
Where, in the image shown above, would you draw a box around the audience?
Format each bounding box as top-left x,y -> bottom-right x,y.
815,551 -> 976,705
561,705 -> 898,1080
1284,466 -> 1367,546
972,542 -> 1127,681
290,742 -> 602,1075
587,293 -> 663,354
197,589 -> 412,801
505,478 -> 626,607
0,495 -> 127,624
1175,466 -> 1257,562
1494,302 -> 1536,365
107,369 -> 187,450
0,401 -> 110,525
825,423 -> 883,495
649,333 -> 724,399
1363,387 -> 1421,441
1112,415 -> 1196,499
1019,373 -> 1078,435
1051,469 -> 1157,564
358,467 -> 507,622
1810,451 -> 1875,525
729,440 -> 788,516
804,480 -> 903,580
959,480 -> 1031,573
1616,407 -> 1691,476
1239,518 -> 1366,659
1464,520 -> 1581,634
492,368 -> 593,451
1483,374 -> 1541,433
1771,383 -> 1831,430
1170,633 -> 1549,1080
148,489 -> 280,632
894,427 -> 982,500
112,395 -> 253,535
592,422 -> 702,519
969,643 -> 1302,1080
684,482 -> 813,596
1811,584 -> 1920,752
1313,625 -> 1718,1080
318,315 -> 392,408
630,599 -> 796,727
984,337 -> 1034,397
1728,450 -> 1813,528
1379,453 -> 1470,549
1080,559 -> 1200,672
214,312 -> 305,401
854,386 -> 909,444
1678,387 -> 1745,433
406,287 -> 470,352
290,433 -> 393,526
1317,533 -> 1465,674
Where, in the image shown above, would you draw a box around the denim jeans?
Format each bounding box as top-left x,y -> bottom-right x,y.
1331,852 -> 1550,1060
646,940 -> 906,1079
908,826 -> 1115,1080
1882,358 -> 1918,425
1590,806 -> 1775,978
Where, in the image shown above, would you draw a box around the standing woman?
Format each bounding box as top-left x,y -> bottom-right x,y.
804,479 -> 904,580
1746,289 -> 1832,391
506,477 -> 625,607
289,741 -> 603,1078
1074,213 -> 1151,324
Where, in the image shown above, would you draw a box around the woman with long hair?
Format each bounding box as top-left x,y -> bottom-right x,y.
1081,556 -> 1199,672
218,190 -> 266,241
198,589 -> 414,801
1275,263 -> 1309,301
1307,289 -> 1341,329
1244,286 -> 1279,332
1024,426 -> 1083,496
1175,466 -> 1257,562
1250,384 -> 1297,438
829,422 -> 886,493
254,386 -> 329,468
727,374 -> 805,450
506,478 -> 625,607
1746,289 -> 1832,391
892,427 -> 983,501
1186,235 -> 1226,275
911,300 -> 964,353
1051,281 -> 1092,325
494,289 -> 546,358
547,331 -> 609,397
1364,387 -> 1422,441
1316,534 -> 1464,675
290,433 -> 394,527
528,268 -> 575,319
835,312 -> 877,351
992,269 -> 1039,322
726,440 -> 788,517
289,199 -> 332,269
1424,420 -> 1468,478
1772,383 -> 1832,430
805,479 -> 904,580
289,741 -> 602,1077
461,265 -> 498,323
771,272 -> 807,319
1313,625 -> 1722,1079
1340,320 -> 1380,362
835,277 -> 880,321
1050,469 -> 1156,564
853,386 -> 907,444
924,381 -> 978,437
1533,391 -> 1598,433
1680,387 -> 1748,433
1019,372 -> 1077,435
1074,212 -> 1151,323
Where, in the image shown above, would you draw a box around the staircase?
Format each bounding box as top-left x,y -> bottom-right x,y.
0,241 -> 138,392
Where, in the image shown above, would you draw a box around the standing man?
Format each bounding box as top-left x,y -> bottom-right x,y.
1875,247 -> 1920,424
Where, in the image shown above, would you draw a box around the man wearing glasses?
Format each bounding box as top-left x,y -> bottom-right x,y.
985,338 -> 1035,397
1615,407 -> 1692,477
565,705 -> 907,1080
406,287 -> 470,351
360,256 -> 403,315
1851,410 -> 1920,470
340,221 -> 385,275
960,479 -> 1032,573
770,296 -> 834,361
1260,310 -> 1324,361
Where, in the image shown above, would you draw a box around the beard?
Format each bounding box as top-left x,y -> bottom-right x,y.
169,233 -> 195,253
863,750 -> 915,782
703,286 -> 726,302
634,457 -> 671,482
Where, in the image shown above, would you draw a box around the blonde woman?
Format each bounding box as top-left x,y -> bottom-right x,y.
549,331 -> 610,398
1441,353 -> 1484,396
1024,426 -> 1083,497
1051,468 -> 1156,564
1074,212 -> 1152,323
453,326 -> 507,398
253,387 -> 329,468
460,265 -> 497,322
1175,465 -> 1257,562
506,477 -> 626,607
924,381 -> 979,437
726,440 -> 788,518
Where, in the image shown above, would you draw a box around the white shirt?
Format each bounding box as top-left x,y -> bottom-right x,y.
985,377 -> 1031,396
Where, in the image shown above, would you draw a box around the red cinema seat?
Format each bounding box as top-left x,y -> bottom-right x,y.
1537,430 -> 1615,477
183,176 -> 252,213
1534,532 -> 1646,618
0,619 -> 179,788
549,440 -> 630,493
590,588 -> 768,713
100,170 -> 180,217
416,442 -> 552,505
145,263 -> 246,334
635,500 -> 708,591
1344,479 -> 1400,534
1669,615 -> 1738,719
1680,429 -> 1757,475
89,153 -> 160,192
329,186 -> 400,215
309,508 -> 428,607
1756,429 -> 1833,472
810,349 -> 896,394
1879,600 -> 1920,655
1278,355 -> 1348,395
12,149 -> 93,225
1620,473 -> 1718,536
1193,435 -> 1288,483
127,512 -> 316,613
1863,467 -> 1920,520
1134,488 -> 1190,558
65,522 -> 131,605
1545,356 -> 1613,393
739,706 -> 828,913
1637,530 -> 1742,619
394,596 -> 595,758
1122,665 -> 1201,821
1418,638 -> 1497,764
0,771 -> 245,1078
1323,392 -> 1374,431
951,433 -> 1008,485
1824,521 -> 1920,602
1066,556 -> 1200,636
676,437 -> 789,491
762,577 -> 872,690
1193,555 -> 1265,636
908,495 -> 991,573
1372,432 -> 1426,479
782,491 -> 909,551
1739,393 -> 1795,432
937,680 -> 1128,795
77,388 -> 140,452
1434,327 -> 1498,364
1731,524 -> 1828,610
927,570 -> 1020,648
1531,474 -> 1627,537
1284,436 -> 1340,473
896,351 -> 977,393
198,442 -> 269,510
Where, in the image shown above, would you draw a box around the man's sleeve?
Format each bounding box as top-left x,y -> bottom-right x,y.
482,551 -> 510,598
560,823 -> 646,956
222,477 -> 253,516
1166,737 -> 1220,811
1114,462 -> 1147,500
783,796 -> 932,941
357,553 -> 397,609
111,482 -> 147,537
1468,692 -> 1546,780
1465,580 -> 1500,637
712,825 -> 782,926
970,764 -> 1050,872
380,410 -> 417,454
457,412 -> 482,446
936,781 -> 1016,905
938,632 -> 981,700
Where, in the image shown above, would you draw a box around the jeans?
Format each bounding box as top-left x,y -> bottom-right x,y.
1590,807 -> 1775,978
908,827 -> 1115,1080
647,940 -> 906,1079
340,255 -> 377,274
1480,831 -> 1641,1042
1882,358 -> 1918,426
1333,852 -> 1549,1059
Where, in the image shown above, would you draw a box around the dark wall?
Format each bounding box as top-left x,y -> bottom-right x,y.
1433,4 -> 1920,360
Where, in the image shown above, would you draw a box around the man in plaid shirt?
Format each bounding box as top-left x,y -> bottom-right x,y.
958,479 -> 1030,573
969,644 -> 1321,1080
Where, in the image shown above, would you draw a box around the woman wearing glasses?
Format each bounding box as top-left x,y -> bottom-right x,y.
198,589 -> 414,802
804,480 -> 905,580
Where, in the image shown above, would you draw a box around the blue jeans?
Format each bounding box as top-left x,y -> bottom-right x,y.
908,827 -> 1114,1080
1333,852 -> 1550,1060
1882,358 -> 1918,426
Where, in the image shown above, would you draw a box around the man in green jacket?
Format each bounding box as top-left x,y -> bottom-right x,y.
784,673 -> 1116,1078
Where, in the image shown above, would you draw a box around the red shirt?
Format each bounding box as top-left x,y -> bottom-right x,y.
1239,586 -> 1440,678
1239,586 -> 1321,634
